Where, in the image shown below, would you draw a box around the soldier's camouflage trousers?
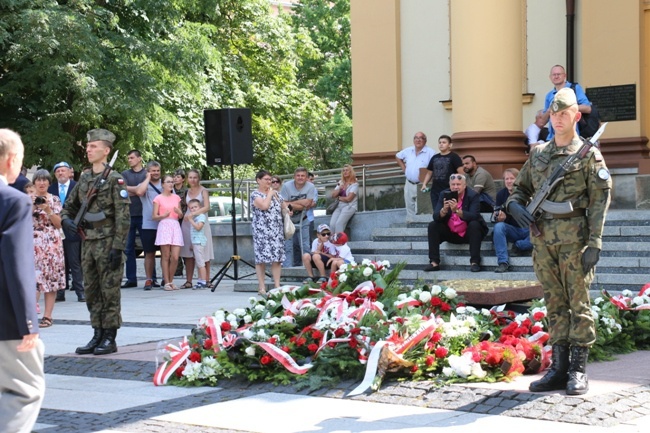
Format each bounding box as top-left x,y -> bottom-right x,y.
532,242 -> 596,346
82,238 -> 123,329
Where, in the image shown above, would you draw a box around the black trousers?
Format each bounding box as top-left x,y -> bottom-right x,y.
427,220 -> 485,265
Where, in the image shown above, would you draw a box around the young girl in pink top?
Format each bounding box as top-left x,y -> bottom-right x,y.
153,174 -> 184,291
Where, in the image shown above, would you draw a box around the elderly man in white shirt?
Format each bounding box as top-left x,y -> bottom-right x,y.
395,131 -> 436,222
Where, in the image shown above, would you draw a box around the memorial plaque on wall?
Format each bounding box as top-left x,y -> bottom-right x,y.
586,84 -> 636,122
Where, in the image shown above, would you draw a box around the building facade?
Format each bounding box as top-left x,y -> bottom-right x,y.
350,0 -> 650,207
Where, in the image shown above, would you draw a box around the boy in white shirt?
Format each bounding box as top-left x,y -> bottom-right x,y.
302,224 -> 337,284
185,199 -> 208,289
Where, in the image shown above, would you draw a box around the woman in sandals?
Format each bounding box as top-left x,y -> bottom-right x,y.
179,169 -> 214,289
28,170 -> 66,328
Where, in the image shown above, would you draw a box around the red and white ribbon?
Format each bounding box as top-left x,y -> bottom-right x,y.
253,341 -> 312,374
153,339 -> 191,386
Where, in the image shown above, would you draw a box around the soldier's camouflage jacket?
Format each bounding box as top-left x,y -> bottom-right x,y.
507,137 -> 612,249
61,170 -> 130,250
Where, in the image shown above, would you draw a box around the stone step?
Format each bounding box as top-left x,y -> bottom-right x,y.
350,240 -> 650,255
371,225 -> 650,240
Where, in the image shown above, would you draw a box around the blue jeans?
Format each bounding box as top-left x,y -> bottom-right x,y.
283,219 -> 311,267
125,216 -> 143,282
493,222 -> 533,264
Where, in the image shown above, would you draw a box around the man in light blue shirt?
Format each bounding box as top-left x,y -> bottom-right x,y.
281,167 -> 317,267
541,65 -> 592,140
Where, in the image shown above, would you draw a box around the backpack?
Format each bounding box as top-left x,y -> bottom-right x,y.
569,83 -> 601,138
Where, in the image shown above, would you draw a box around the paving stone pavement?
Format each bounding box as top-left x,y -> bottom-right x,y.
30,259 -> 650,432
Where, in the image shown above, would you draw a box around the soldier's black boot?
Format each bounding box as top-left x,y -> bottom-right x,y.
93,329 -> 118,355
566,345 -> 589,395
529,344 -> 570,392
76,328 -> 104,355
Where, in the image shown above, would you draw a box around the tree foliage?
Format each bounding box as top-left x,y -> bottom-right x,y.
0,0 -> 352,175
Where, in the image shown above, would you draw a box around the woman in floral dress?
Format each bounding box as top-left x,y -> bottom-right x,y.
251,170 -> 289,295
29,169 -> 66,328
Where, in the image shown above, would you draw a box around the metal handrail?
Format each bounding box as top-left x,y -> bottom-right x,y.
199,161 -> 404,219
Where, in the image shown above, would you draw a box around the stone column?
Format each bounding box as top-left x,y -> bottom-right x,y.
449,0 -> 526,177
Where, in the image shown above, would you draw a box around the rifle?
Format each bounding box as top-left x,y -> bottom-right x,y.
526,122 -> 607,237
73,150 -> 119,240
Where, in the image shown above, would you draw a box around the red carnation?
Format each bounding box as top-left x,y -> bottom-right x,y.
334,328 -> 345,337
531,325 -> 543,334
354,298 -> 364,306
203,339 -> 213,350
308,343 -> 319,352
329,279 -> 338,289
431,297 -> 442,307
311,330 -> 322,339
268,337 -> 278,345
350,327 -> 361,335
440,302 -> 451,312
296,337 -> 307,347
175,366 -> 184,378
435,346 -> 449,358
425,355 -> 435,366
260,355 -> 272,365
328,341 -> 336,348
220,322 -> 232,332
281,346 -> 290,353
348,339 -> 358,348
395,317 -> 404,324
513,327 -> 526,338
289,336 -> 297,343
410,365 -> 419,373
533,311 -> 546,321
375,288 -> 384,295
430,332 -> 443,343
189,351 -> 202,363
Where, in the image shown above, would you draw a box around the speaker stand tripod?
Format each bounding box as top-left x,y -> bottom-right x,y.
210,164 -> 259,292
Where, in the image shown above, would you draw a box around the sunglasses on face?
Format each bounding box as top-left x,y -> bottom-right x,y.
450,174 -> 465,181
319,232 -> 331,236
271,180 -> 280,184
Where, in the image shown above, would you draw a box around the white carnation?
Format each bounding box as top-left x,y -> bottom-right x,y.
444,288 -> 457,299
245,346 -> 256,356
419,291 -> 432,303
339,274 -> 348,283
430,285 -> 442,295
363,267 -> 373,277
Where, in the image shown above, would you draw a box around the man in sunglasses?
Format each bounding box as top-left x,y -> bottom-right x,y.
425,173 -> 488,273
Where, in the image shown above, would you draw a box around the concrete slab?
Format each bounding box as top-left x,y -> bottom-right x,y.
154,391 -> 647,433
38,324 -> 190,357
42,374 -> 214,414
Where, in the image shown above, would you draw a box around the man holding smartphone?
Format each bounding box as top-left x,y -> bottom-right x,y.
425,173 -> 488,272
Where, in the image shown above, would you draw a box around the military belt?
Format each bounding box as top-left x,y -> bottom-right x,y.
85,218 -> 115,229
541,209 -> 586,220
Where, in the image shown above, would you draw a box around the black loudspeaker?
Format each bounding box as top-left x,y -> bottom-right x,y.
204,108 -> 253,165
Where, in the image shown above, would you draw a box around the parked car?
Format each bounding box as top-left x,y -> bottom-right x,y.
208,196 -> 249,223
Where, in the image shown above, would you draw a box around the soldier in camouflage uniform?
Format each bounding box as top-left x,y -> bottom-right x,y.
507,88 -> 612,395
61,129 -> 130,356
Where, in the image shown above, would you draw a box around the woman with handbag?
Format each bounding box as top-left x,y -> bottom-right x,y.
251,170 -> 290,295
329,164 -> 359,233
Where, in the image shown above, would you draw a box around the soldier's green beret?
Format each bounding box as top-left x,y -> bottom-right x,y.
550,87 -> 577,113
86,128 -> 116,146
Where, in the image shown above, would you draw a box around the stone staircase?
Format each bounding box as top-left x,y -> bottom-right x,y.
235,209 -> 649,297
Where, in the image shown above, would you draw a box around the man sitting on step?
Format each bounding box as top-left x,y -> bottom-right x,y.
492,168 -> 533,273
424,174 -> 488,273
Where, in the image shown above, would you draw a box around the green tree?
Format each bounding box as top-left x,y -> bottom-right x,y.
0,0 -> 350,176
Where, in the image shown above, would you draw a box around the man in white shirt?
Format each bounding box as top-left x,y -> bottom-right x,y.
395,132 -> 436,222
